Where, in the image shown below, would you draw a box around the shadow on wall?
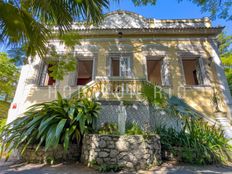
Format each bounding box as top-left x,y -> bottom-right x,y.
24,37 -> 226,120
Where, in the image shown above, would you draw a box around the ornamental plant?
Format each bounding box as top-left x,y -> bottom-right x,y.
0,93 -> 101,159
156,119 -> 232,164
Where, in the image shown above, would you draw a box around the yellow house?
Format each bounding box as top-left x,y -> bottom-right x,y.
7,10 -> 232,137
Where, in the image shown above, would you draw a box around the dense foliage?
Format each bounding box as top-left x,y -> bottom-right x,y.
0,53 -> 19,102
0,93 -> 101,159
141,82 -> 232,165
0,101 -> 10,119
97,122 -> 119,135
0,118 -> 6,154
219,32 -> 232,94
156,119 -> 232,164
126,122 -> 144,135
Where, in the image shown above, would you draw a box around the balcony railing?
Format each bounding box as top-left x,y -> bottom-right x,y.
71,77 -> 150,100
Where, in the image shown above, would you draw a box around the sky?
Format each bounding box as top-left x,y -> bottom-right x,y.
0,0 -> 232,52
104,0 -> 232,33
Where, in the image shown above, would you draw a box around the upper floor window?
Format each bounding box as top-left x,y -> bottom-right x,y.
146,57 -> 171,86
111,56 -> 131,77
147,58 -> 162,85
39,64 -> 56,86
181,58 -> 204,86
77,59 -> 93,85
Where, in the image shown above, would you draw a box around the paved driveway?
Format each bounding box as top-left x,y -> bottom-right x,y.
1,160 -> 232,174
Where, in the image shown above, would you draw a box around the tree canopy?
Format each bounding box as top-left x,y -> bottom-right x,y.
218,32 -> 232,94
0,53 -> 19,101
1,0 -> 232,60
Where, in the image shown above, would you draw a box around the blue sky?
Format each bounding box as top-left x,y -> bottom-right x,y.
1,0 -> 232,52
104,0 -> 232,33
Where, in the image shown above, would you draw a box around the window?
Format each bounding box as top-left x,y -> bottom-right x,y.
77,59 -> 93,85
146,59 -> 162,85
182,58 -> 204,85
40,64 -> 56,86
111,57 -> 120,76
111,56 -> 131,77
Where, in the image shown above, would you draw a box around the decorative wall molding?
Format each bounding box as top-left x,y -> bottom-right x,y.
99,11 -> 150,29
107,44 -> 133,53
74,45 -> 99,53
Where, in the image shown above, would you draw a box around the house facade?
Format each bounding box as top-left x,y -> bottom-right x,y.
7,11 -> 232,136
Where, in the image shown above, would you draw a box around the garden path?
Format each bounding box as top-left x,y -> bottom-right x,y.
1,159 -> 232,174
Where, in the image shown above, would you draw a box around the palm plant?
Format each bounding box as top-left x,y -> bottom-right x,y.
156,119 -> 232,164
0,93 -> 101,159
141,82 -> 198,119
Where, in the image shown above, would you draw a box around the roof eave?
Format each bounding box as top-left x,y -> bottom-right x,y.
71,27 -> 224,36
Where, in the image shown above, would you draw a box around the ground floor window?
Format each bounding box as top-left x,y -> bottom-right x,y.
77,59 -> 93,85
182,58 -> 204,85
40,64 -> 56,86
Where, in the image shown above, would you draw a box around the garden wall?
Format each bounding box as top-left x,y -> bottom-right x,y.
81,134 -> 161,170
21,144 -> 80,163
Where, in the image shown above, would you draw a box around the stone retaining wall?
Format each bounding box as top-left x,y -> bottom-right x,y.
81,134 -> 161,170
21,144 -> 80,163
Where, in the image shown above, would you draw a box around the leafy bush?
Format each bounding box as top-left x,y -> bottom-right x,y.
126,122 -> 144,135
156,119 -> 232,165
96,164 -> 123,172
141,82 -> 167,107
0,101 -> 10,119
0,93 -> 101,159
0,118 -> 6,152
89,160 -> 123,172
0,118 -> 6,131
97,122 -> 119,135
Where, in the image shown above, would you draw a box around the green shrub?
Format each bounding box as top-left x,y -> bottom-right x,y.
0,118 -> 6,131
156,119 -> 232,165
0,93 -> 101,159
0,118 -> 6,152
97,164 -> 123,173
126,122 -> 143,135
97,122 -> 119,135
0,101 -> 10,119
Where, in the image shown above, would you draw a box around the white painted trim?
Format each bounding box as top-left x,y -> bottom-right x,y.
179,57 -> 186,86
78,37 -> 210,43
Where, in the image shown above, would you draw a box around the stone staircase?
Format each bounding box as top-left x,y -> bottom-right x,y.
215,113 -> 232,144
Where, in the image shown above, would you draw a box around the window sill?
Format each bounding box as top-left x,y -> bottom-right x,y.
184,85 -> 212,89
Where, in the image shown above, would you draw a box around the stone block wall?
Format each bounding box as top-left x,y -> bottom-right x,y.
21,144 -> 80,163
81,134 -> 161,170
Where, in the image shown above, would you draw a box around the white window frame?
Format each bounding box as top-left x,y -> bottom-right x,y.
180,56 -> 207,86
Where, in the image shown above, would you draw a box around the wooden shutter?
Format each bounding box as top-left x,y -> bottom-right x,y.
106,56 -> 111,77
35,59 -> 44,85
39,63 -> 48,86
161,58 -> 171,86
68,71 -> 77,86
178,58 -> 186,85
129,56 -> 133,77
198,58 -> 210,85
